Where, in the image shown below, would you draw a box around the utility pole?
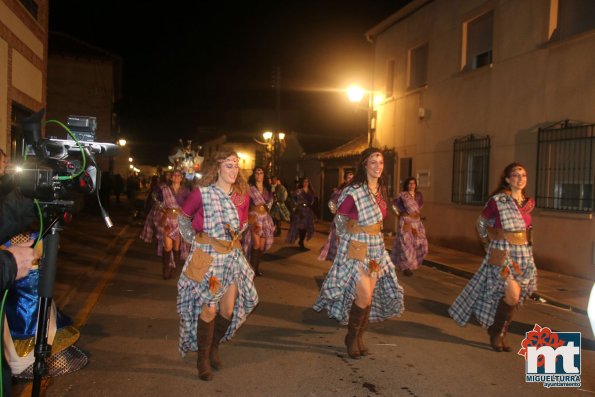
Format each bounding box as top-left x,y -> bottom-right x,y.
272,66 -> 281,177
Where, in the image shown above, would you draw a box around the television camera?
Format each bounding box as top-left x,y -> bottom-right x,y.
5,109 -> 119,396
10,109 -> 118,221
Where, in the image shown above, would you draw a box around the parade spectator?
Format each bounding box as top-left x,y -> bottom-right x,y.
449,162 -> 538,352
177,149 -> 258,381
140,169 -> 190,279
0,150 -> 37,394
113,173 -> 124,204
285,177 -> 316,250
314,147 -> 404,359
319,170 -> 354,262
244,167 -> 275,277
270,176 -> 290,237
390,177 -> 428,276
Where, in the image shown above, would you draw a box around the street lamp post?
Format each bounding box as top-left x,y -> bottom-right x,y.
262,131 -> 285,177
347,85 -> 376,147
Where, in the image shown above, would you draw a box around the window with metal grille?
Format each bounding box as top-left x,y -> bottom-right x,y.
536,121 -> 594,213
452,134 -> 490,205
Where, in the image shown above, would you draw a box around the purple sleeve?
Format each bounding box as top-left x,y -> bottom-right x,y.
181,189 -> 205,232
337,195 -> 358,220
416,191 -> 424,209
395,195 -> 406,213
237,193 -> 249,227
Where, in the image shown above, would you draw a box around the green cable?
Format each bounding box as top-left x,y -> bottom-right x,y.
0,199 -> 44,395
44,119 -> 87,180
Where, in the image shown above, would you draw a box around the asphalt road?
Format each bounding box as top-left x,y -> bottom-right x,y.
12,202 -> 594,397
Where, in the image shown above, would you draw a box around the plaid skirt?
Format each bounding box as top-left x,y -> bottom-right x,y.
448,242 -> 537,328
177,246 -> 258,356
242,211 -> 276,260
313,235 -> 404,325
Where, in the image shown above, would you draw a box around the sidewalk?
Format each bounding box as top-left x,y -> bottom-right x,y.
312,220 -> 592,315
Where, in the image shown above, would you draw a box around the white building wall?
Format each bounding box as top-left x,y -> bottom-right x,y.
370,0 -> 595,279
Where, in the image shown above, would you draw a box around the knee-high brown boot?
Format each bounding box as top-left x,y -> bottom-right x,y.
210,314 -> 232,370
345,303 -> 366,359
358,305 -> 372,356
488,299 -> 515,352
196,318 -> 215,381
162,251 -> 172,280
501,303 -> 516,352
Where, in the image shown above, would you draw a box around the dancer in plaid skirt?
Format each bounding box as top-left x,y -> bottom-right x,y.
140,169 -> 190,279
314,147 -> 404,359
449,162 -> 537,352
286,177 -> 316,249
177,150 -> 258,381
243,166 -> 275,276
389,177 -> 428,277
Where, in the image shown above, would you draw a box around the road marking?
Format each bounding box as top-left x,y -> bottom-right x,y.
56,224 -> 130,309
17,232 -> 135,397
73,237 -> 134,328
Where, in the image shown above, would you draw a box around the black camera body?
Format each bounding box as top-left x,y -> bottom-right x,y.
10,109 -> 116,204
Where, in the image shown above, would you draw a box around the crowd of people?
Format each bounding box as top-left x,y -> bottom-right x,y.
135,146 -> 539,382
0,142 -> 535,387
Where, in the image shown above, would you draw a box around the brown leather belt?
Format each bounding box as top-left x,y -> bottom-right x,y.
162,207 -> 180,219
194,232 -> 242,254
487,226 -> 529,245
346,220 -> 382,235
249,204 -> 268,215
403,212 -> 421,220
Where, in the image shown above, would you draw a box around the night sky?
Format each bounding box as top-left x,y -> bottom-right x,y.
49,1 -> 411,164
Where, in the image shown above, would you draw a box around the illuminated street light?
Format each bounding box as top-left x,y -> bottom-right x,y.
347,85 -> 376,147
118,138 -> 127,146
347,85 -> 365,103
128,157 -> 133,162
262,131 -> 273,140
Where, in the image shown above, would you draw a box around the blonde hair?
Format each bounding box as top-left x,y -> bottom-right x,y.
199,149 -> 248,195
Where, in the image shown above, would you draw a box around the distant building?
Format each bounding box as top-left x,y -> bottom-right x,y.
367,0 -> 595,279
47,32 -> 123,173
0,0 -> 49,159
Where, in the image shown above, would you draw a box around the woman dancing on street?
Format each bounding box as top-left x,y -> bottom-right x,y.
177,150 -> 258,380
390,177 -> 428,276
140,169 -> 191,279
314,147 -> 404,359
244,167 -> 275,276
449,162 -> 537,352
286,177 -> 316,249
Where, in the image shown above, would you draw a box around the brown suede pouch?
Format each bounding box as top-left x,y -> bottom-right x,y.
184,247 -> 213,282
347,240 -> 368,262
488,248 -> 507,267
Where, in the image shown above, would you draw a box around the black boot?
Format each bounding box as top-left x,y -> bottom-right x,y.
345,303 -> 366,359
210,314 -> 232,370
254,249 -> 263,277
196,318 -> 214,380
250,248 -> 262,276
162,251 -> 172,280
488,299 -> 515,352
298,229 -> 307,250
358,305 -> 371,356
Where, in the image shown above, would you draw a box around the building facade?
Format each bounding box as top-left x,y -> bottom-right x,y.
0,0 -> 48,158
367,0 -> 595,279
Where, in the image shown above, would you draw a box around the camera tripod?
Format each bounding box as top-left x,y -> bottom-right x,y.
31,202 -> 73,397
